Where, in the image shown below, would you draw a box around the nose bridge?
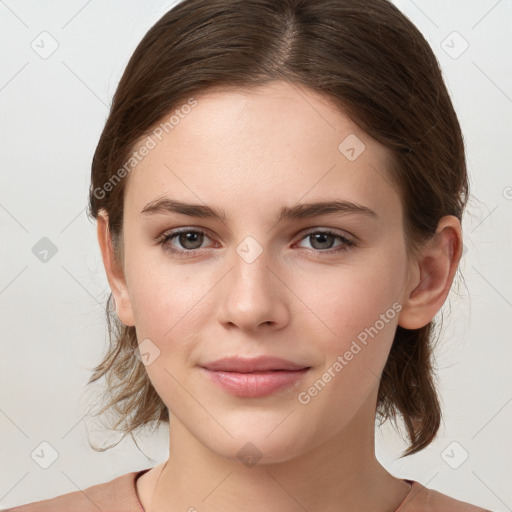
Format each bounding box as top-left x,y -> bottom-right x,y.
219,233 -> 287,330
231,233 -> 274,302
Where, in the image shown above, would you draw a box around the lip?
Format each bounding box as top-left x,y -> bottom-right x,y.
199,356 -> 311,398
201,356 -> 309,372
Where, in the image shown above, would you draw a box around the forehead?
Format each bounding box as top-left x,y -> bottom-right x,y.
124,81 -> 399,222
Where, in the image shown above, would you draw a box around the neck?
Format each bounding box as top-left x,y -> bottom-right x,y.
145,395 -> 411,512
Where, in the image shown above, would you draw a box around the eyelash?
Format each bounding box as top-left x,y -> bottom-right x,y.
157,227 -> 355,258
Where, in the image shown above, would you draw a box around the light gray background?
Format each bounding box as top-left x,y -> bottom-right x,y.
1,0 -> 511,509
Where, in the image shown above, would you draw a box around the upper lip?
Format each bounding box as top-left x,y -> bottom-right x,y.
201,356 -> 310,373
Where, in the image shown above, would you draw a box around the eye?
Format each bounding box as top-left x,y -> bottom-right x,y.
295,230 -> 355,253
158,228 -> 215,257
158,227 -> 355,258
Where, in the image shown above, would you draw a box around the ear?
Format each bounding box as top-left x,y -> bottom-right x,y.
398,215 -> 463,330
96,210 -> 135,327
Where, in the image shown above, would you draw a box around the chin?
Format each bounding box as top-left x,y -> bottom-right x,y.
200,425 -> 314,466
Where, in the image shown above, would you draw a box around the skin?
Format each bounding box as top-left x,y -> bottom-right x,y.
97,80 -> 462,512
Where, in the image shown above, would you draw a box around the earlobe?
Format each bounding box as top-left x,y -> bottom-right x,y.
96,210 -> 135,327
398,216 -> 462,330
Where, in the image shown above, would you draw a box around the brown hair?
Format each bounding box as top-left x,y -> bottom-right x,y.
86,0 -> 468,457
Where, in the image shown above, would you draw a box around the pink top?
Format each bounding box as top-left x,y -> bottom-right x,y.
4,468 -> 493,511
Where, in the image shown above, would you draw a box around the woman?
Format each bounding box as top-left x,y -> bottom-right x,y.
6,0 -> 494,510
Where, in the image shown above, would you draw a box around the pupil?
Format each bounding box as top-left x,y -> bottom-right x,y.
181,232 -> 202,249
313,233 -> 332,249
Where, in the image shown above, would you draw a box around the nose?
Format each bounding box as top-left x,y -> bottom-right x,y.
217,245 -> 290,333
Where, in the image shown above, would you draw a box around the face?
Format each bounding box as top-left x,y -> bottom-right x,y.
104,80 -> 419,463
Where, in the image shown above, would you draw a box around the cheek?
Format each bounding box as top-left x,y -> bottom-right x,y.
294,257 -> 404,341
124,244 -> 193,334
125,248 -> 221,366
292,262 -> 404,423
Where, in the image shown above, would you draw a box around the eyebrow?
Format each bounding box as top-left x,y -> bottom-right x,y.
140,197 -> 378,223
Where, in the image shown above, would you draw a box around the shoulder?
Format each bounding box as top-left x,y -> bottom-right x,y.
2,469 -> 150,512
402,480 -> 494,512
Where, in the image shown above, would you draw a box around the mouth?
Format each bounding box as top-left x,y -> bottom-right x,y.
199,356 -> 311,398
201,355 -> 310,373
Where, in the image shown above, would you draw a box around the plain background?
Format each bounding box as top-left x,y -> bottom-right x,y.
1,0 -> 511,509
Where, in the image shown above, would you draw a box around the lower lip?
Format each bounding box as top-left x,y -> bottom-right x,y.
200,367 -> 310,398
